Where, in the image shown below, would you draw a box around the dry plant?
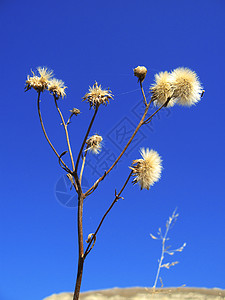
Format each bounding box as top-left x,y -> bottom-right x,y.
25,65 -> 204,300
150,209 -> 186,290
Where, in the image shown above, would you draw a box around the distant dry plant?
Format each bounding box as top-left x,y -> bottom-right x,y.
150,209 -> 186,290
25,65 -> 203,300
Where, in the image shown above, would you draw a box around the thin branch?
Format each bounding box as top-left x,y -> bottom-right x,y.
83,170 -> 133,259
79,148 -> 87,183
84,99 -> 152,197
140,81 -> 148,106
75,106 -> 99,176
54,96 -> 75,172
84,234 -> 96,256
143,97 -> 171,125
37,92 -> 71,172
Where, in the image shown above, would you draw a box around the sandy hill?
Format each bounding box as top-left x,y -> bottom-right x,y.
44,287 -> 225,300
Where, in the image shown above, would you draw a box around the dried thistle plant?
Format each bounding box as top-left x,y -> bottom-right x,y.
25,65 -> 203,300
150,209 -> 186,290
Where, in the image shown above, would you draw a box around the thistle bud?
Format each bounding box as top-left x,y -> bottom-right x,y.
86,233 -> 94,243
134,66 -> 147,83
70,108 -> 80,116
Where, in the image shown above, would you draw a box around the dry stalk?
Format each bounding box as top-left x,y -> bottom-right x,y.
151,208 -> 186,289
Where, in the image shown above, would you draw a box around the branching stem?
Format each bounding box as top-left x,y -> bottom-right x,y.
54,96 -> 75,172
153,223 -> 169,289
37,92 -> 70,172
75,106 -> 99,176
83,170 -> 133,259
85,94 -> 169,197
143,97 -> 171,125
153,209 -> 178,289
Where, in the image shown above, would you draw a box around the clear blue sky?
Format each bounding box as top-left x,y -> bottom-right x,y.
1,1 -> 225,299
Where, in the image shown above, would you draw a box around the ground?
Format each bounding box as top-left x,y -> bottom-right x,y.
44,287 -> 225,300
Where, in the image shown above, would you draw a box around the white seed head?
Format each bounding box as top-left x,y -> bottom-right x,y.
48,78 -> 67,99
83,82 -> 113,109
134,66 -> 147,83
150,71 -> 175,107
130,148 -> 162,190
86,134 -> 103,154
170,68 -> 203,106
25,67 -> 53,92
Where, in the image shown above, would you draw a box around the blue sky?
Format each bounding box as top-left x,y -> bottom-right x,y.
0,0 -> 225,299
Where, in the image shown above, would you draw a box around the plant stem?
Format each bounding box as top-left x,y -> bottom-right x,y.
37,92 -> 70,172
73,192 -> 85,300
153,214 -> 171,289
143,97 -> 171,125
75,106 -> 99,176
79,149 -> 87,183
140,81 -> 147,106
54,97 -> 75,172
84,171 -> 133,258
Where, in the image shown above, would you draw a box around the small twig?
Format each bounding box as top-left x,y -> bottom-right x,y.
58,150 -> 74,175
79,148 -> 87,183
54,96 -> 75,172
83,171 -> 133,259
85,234 -> 97,256
140,81 -> 148,106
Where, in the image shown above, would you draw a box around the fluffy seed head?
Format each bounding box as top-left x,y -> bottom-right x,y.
130,148 -> 162,190
25,67 -> 53,92
134,66 -> 147,83
48,78 -> 67,99
83,82 -> 113,109
170,68 -> 203,106
150,71 -> 175,107
86,134 -> 103,154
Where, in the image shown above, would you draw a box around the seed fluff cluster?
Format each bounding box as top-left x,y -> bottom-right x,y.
25,67 -> 53,92
150,67 -> 203,107
48,78 -> 67,99
86,134 -> 103,154
150,71 -> 176,107
83,82 -> 113,109
25,67 -> 67,99
170,68 -> 203,106
130,148 -> 162,190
